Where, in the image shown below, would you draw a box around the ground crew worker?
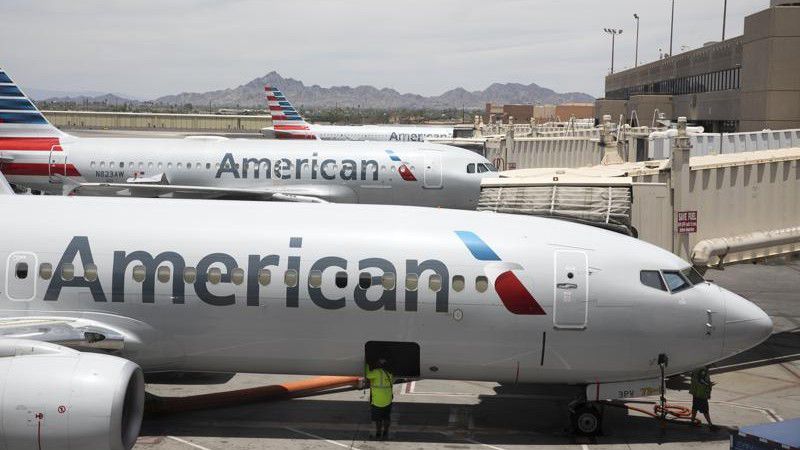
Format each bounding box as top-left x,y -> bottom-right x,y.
690,366 -> 718,431
365,357 -> 394,440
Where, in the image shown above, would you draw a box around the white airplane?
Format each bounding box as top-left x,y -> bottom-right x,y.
0,68 -> 493,208
0,170 -> 772,447
262,86 -> 456,141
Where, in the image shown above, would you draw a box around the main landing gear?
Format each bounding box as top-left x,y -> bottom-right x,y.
569,397 -> 604,436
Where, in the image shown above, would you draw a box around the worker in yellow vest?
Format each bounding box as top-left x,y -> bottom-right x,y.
690,366 -> 718,431
365,357 -> 394,440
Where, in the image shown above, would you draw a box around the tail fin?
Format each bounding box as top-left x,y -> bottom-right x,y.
264,86 -> 318,140
0,67 -> 64,138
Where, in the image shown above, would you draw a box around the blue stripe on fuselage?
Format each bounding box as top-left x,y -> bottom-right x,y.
454,231 -> 501,261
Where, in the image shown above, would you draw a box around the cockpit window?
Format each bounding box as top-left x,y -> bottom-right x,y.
467,163 -> 476,174
662,271 -> 690,293
640,270 -> 667,291
477,164 -> 489,173
484,163 -> 498,172
682,267 -> 705,285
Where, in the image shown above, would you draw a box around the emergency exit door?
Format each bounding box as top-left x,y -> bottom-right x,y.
48,143 -> 66,183
422,151 -> 442,189
553,250 -> 588,329
5,252 -> 37,301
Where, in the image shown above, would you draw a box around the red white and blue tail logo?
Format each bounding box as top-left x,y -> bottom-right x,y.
455,231 -> 546,315
265,85 -> 317,140
0,68 -> 63,137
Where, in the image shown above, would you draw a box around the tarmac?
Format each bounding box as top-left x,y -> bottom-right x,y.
134,260 -> 800,450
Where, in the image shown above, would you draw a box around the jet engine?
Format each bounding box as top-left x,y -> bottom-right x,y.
0,339 -> 144,450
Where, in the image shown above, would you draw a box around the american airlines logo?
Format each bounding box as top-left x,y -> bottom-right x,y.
215,152 -> 416,182
42,233 -> 545,316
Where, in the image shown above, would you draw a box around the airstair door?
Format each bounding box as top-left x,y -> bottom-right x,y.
5,252 -> 37,301
422,151 -> 442,189
553,250 -> 588,329
48,143 -> 66,183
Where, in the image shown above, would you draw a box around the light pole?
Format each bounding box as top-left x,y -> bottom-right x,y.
669,0 -> 675,56
722,0 -> 728,40
603,28 -> 623,74
633,13 -> 640,67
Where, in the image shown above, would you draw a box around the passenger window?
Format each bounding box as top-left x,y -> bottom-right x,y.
405,273 -> 418,291
309,270 -> 322,288
61,263 -> 75,281
467,163 -> 476,174
381,273 -> 396,290
284,269 -> 298,287
84,263 -> 98,282
183,267 -> 197,284
682,267 -> 705,285
359,272 -> 372,289
157,266 -> 170,283
429,274 -> 442,292
452,275 -> 465,292
15,262 -> 28,280
335,271 -> 347,288
119,162 -> 124,169
187,163 -> 192,170
640,270 -> 667,291
132,265 -> 145,282
231,268 -> 244,285
662,271 -> 690,293
39,263 -> 53,280
475,276 -> 488,293
208,267 -> 222,284
258,269 -> 271,286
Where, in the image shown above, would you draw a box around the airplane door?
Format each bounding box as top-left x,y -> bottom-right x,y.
553,250 -> 588,329
5,252 -> 37,301
48,143 -> 66,183
422,151 -> 442,189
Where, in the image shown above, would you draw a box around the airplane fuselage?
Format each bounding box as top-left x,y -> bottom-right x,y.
0,196 -> 771,385
0,136 -> 491,208
301,124 -> 454,142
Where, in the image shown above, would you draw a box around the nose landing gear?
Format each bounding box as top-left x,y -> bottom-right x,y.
570,403 -> 604,436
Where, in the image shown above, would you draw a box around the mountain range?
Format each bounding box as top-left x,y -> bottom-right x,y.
40,71 -> 594,109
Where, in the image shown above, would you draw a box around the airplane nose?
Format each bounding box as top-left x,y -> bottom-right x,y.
722,288 -> 773,356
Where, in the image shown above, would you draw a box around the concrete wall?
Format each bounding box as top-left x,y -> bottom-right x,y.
42,111 -> 272,132
739,6 -> 800,131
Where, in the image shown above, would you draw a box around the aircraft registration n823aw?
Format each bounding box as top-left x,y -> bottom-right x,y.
0,171 -> 772,448
0,67 -> 495,208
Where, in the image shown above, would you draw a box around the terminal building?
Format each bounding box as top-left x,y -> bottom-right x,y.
596,0 -> 800,132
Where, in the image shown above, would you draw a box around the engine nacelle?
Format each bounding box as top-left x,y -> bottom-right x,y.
0,339 -> 144,450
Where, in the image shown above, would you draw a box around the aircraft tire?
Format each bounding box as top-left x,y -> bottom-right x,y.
571,404 -> 603,436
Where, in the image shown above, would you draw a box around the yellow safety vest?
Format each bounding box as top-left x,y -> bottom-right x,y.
365,365 -> 393,407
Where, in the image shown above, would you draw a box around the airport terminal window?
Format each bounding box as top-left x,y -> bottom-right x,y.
381,273 -> 396,290
231,268 -> 244,285
662,271 -> 690,293
208,267 -> 222,284
284,269 -> 298,288
61,263 -> 75,281
157,266 -> 170,283
640,270 -> 667,291
681,267 -> 705,285
359,272 -> 372,290
405,273 -> 418,291
258,269 -> 271,286
84,263 -> 98,282
183,267 -> 197,284
475,275 -> 488,293
39,263 -> 53,280
309,270 -> 322,288
132,265 -> 145,282
452,275 -> 465,292
335,271 -> 347,288
467,163 -> 476,174
15,262 -> 28,280
429,274 -> 442,292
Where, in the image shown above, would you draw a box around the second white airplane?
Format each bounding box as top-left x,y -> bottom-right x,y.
0,67 -> 494,208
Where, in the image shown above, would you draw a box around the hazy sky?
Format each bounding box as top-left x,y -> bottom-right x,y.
2,0 -> 767,99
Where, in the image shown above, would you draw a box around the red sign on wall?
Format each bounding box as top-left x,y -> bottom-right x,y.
676,210 -> 698,233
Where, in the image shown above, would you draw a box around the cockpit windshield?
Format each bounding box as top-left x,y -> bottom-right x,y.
640,267 -> 706,294
468,163 -> 498,174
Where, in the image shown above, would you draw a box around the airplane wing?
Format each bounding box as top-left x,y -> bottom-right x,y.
61,178 -> 336,203
0,317 -> 125,352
